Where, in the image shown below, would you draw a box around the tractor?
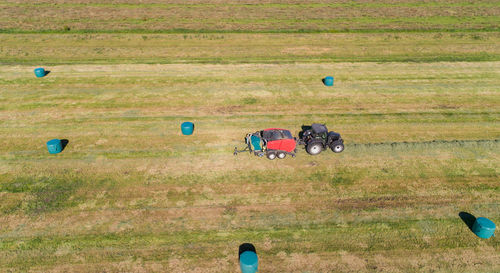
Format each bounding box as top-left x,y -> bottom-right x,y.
234,128 -> 297,160
298,123 -> 344,155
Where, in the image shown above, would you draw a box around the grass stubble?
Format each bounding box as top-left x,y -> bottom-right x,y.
0,1 -> 499,270
0,61 -> 499,272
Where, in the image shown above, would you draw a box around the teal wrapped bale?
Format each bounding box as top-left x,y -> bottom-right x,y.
323,76 -> 334,86
240,251 -> 258,273
34,67 -> 46,78
250,135 -> 262,151
181,122 -> 194,135
472,217 -> 496,239
47,139 -> 62,154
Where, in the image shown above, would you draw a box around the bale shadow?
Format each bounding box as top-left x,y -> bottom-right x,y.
239,243 -> 256,260
459,211 -> 476,232
44,70 -> 51,76
61,139 -> 69,151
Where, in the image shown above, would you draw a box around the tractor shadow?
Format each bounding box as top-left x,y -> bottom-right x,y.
459,211 -> 476,233
61,139 -> 69,151
239,243 -> 256,260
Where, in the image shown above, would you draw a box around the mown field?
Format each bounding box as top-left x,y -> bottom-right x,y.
1,1 -> 500,272
1,0 -> 500,32
1,61 -> 499,272
1,32 -> 500,64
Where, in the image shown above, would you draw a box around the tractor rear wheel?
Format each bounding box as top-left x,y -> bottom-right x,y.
306,141 -> 323,155
331,143 -> 344,153
277,152 -> 286,159
266,152 -> 277,160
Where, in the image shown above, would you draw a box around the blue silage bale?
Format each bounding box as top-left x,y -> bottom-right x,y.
46,139 -> 62,154
181,122 -> 194,135
34,67 -> 46,78
472,217 -> 496,239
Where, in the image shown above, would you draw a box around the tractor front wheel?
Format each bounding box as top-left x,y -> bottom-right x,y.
267,152 -> 277,160
306,141 -> 323,155
331,143 -> 344,153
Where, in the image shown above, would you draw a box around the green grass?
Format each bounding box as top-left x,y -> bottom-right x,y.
1,0 -> 499,32
0,176 -> 87,214
1,32 -> 499,64
1,1 -> 499,270
2,28 -> 500,34
0,62 -> 499,272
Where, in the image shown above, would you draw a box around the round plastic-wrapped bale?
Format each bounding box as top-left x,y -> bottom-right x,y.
240,251 -> 258,273
46,139 -> 62,154
34,67 -> 46,78
472,217 -> 496,239
181,122 -> 194,135
322,76 -> 334,86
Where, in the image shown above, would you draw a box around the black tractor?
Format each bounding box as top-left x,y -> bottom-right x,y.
298,123 -> 344,155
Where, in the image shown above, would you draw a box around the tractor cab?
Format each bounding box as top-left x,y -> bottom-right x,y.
310,123 -> 328,138
299,123 -> 344,155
